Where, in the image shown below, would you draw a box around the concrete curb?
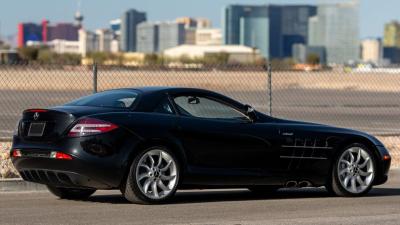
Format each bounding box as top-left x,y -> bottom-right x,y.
0,178 -> 46,192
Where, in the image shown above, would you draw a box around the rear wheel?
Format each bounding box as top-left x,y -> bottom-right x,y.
46,185 -> 96,200
329,143 -> 376,197
122,147 -> 180,204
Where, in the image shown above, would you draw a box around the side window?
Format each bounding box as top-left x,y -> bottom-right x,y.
173,96 -> 246,120
154,98 -> 174,115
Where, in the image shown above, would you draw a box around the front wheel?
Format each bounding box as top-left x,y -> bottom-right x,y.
47,185 -> 96,200
122,147 -> 180,204
328,143 -> 376,197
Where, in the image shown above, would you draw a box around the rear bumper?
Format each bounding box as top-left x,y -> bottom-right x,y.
12,156 -> 112,189
11,130 -> 141,189
19,169 -> 107,189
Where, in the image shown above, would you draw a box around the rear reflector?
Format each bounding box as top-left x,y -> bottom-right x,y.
50,151 -> 73,160
11,149 -> 22,158
68,118 -> 118,137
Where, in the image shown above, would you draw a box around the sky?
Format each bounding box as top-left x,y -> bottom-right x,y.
0,0 -> 399,40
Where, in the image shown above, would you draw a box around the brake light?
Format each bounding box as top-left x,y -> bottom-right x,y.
50,151 -> 73,160
26,109 -> 48,113
11,149 -> 22,158
68,118 -> 118,137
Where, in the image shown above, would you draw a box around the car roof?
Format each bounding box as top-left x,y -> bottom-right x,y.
111,86 -> 246,112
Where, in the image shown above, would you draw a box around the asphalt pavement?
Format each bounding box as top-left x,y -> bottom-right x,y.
0,170 -> 399,225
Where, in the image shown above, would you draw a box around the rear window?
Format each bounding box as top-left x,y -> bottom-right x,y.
65,90 -> 139,109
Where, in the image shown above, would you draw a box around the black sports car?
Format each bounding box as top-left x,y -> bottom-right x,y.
11,87 -> 391,204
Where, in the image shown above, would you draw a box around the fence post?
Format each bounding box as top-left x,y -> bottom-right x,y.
92,62 -> 98,94
268,62 -> 272,116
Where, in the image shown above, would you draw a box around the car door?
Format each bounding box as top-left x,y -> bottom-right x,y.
171,94 -> 273,181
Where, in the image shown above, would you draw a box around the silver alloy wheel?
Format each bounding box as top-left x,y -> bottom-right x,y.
136,149 -> 178,200
337,147 -> 374,194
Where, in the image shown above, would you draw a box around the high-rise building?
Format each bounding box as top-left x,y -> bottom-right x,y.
110,19 -> 121,36
176,17 -> 198,29
137,22 -> 159,53
361,38 -> 382,64
17,23 -> 42,48
175,17 -> 212,29
17,20 -> 80,48
223,4 -> 316,58
383,21 -> 400,48
96,29 -> 114,52
308,1 -> 359,64
79,29 -> 98,56
120,9 -> 147,52
195,28 -> 222,45
47,23 -> 79,41
158,22 -> 185,52
196,18 -> 212,29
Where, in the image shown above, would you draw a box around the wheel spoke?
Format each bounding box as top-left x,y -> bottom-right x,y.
151,181 -> 159,198
160,160 -> 172,172
351,177 -> 357,192
343,175 -> 351,187
156,151 -> 163,167
140,164 -> 151,171
359,170 -> 372,177
356,175 -> 365,186
143,178 -> 152,193
148,154 -> 155,167
349,152 -> 355,164
355,148 -> 361,164
157,180 -> 169,192
339,168 -> 348,176
160,174 -> 176,181
138,173 -> 149,181
359,157 -> 370,169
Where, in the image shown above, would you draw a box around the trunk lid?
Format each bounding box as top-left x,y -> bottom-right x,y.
19,106 -> 125,142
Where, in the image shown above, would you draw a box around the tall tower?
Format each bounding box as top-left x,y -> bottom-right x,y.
74,0 -> 84,28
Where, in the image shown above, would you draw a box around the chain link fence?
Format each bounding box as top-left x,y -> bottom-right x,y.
0,63 -> 399,177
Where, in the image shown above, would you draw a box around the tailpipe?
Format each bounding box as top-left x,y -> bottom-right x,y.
285,181 -> 298,188
298,181 -> 312,188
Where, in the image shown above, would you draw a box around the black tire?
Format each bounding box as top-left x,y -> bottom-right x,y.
47,185 -> 96,200
328,143 -> 376,197
248,186 -> 280,195
122,146 -> 180,204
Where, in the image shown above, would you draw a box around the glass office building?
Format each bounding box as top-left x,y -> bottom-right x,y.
223,4 -> 316,59
308,2 -> 359,64
120,9 -> 147,52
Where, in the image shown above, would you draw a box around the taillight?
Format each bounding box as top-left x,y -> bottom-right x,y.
68,118 -> 118,137
50,151 -> 73,160
11,149 -> 22,158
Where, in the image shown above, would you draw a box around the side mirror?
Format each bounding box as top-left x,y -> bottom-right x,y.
245,104 -> 258,122
188,96 -> 200,104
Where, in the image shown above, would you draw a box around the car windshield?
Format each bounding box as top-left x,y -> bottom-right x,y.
65,90 -> 139,109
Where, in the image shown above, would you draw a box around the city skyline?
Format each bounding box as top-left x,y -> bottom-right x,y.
0,0 -> 400,40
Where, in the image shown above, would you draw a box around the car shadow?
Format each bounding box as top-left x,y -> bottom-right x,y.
84,187 -> 400,205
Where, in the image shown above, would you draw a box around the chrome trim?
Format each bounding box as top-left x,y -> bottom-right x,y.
280,156 -> 328,160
